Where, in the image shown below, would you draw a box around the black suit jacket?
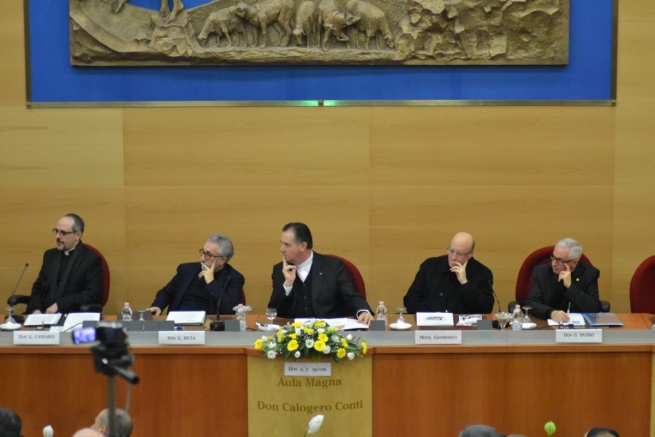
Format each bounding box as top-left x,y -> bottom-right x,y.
403,256 -> 495,314
268,252 -> 372,318
526,261 -> 601,320
151,263 -> 244,315
27,242 -> 103,314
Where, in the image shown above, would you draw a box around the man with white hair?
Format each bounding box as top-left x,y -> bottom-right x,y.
90,408 -> 133,437
527,238 -> 601,322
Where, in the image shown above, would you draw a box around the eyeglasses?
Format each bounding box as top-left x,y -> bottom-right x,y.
199,249 -> 224,259
52,229 -> 76,236
549,254 -> 577,265
446,248 -> 473,258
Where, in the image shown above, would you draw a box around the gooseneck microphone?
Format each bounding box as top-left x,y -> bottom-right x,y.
8,263 -> 29,304
489,279 -> 501,313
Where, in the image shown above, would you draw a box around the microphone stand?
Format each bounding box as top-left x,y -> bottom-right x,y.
6,263 -> 29,326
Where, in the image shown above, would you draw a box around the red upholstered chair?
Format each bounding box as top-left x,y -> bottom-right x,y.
630,256 -> 655,313
510,245 -> 608,312
80,243 -> 110,312
324,254 -> 366,299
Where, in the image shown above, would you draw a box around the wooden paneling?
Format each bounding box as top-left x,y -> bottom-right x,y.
1,0 -> 655,315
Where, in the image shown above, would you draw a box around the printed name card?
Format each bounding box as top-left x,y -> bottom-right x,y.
284,362 -> 332,377
14,331 -> 60,345
556,329 -> 602,343
415,330 -> 462,345
158,331 -> 206,345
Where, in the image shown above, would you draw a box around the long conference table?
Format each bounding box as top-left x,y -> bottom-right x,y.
1,313 -> 654,437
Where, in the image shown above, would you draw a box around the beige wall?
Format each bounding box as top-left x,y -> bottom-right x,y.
1,0 -> 653,316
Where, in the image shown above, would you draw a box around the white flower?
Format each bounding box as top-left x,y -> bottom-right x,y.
261,335 -> 268,341
322,345 -> 331,354
296,328 -> 302,336
294,351 -> 301,358
346,334 -> 353,341
268,342 -> 276,348
305,414 -> 324,435
305,339 -> 315,348
331,335 -> 340,342
317,328 -> 325,334
347,352 -> 355,360
266,351 -> 277,359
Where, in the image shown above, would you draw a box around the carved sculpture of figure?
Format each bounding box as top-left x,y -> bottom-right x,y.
346,0 -> 394,50
198,7 -> 246,47
231,0 -> 295,48
316,0 -> 361,52
293,1 -> 318,48
110,0 -> 185,22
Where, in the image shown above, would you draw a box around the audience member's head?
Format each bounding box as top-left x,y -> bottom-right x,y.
460,424 -> 505,437
72,429 -> 103,437
585,428 -> 619,437
90,409 -> 133,437
0,408 -> 22,437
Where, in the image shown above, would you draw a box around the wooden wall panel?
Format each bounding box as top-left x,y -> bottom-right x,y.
1,0 -> 654,316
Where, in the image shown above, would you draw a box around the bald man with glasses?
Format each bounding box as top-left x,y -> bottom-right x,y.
27,214 -> 103,314
147,234 -> 244,316
403,232 -> 495,314
526,238 -> 601,322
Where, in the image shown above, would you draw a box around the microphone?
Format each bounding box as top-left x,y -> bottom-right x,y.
7,263 -> 29,306
210,274 -> 231,331
489,279 -> 501,314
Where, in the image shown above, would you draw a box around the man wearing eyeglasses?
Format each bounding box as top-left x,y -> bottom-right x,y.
403,232 -> 495,314
146,234 -> 244,316
526,238 -> 601,322
27,214 -> 103,314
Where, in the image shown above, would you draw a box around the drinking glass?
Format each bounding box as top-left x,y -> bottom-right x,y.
522,306 -> 533,324
137,309 -> 146,321
494,312 -> 511,330
396,307 -> 407,325
5,306 -> 17,325
265,308 -> 277,324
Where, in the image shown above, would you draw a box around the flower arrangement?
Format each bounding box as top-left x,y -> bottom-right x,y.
254,320 -> 368,362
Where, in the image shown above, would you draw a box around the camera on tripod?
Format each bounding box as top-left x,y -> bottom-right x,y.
73,322 -> 129,357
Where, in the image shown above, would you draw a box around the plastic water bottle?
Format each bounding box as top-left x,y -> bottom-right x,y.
121,302 -> 133,322
236,303 -> 246,331
511,304 -> 523,331
376,301 -> 388,323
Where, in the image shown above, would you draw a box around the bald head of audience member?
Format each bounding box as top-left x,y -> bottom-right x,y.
585,428 -> 619,437
90,409 -> 133,437
72,429 -> 103,437
0,408 -> 22,437
459,424 -> 504,437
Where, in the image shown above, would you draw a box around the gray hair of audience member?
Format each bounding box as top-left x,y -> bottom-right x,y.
0,408 -> 22,437
555,237 -> 583,260
64,213 -> 85,233
72,428 -> 104,437
94,408 -> 133,437
585,428 -> 619,437
459,424 -> 505,437
207,234 -> 235,261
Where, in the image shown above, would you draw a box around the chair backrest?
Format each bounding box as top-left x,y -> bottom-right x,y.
324,254 -> 366,299
515,245 -> 592,302
83,243 -> 110,306
630,255 -> 655,313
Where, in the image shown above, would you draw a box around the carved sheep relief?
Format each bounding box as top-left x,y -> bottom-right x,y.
70,0 -> 569,66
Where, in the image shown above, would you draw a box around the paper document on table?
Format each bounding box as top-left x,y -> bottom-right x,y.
167,311 -> 206,325
295,318 -> 368,330
24,313 -> 62,327
416,312 -> 455,327
63,312 -> 101,330
547,312 -> 586,326
457,314 -> 483,326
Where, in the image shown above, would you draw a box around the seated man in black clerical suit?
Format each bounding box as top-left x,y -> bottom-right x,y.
268,222 -> 372,323
28,213 -> 103,314
147,234 -> 244,315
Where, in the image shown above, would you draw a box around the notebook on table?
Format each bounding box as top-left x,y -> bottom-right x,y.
582,312 -> 624,327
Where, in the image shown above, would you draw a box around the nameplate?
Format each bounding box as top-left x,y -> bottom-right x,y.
284,362 -> 332,377
556,329 -> 602,343
158,331 -> 206,345
14,331 -> 60,345
415,330 -> 462,344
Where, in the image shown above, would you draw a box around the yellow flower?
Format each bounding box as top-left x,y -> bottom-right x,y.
314,340 -> 326,352
289,333 -> 297,340
361,341 -> 367,354
291,322 -> 304,328
287,340 -> 299,352
337,348 -> 346,359
318,333 -> 328,342
326,327 -> 338,334
277,333 -> 285,343
341,338 -> 349,348
303,327 -> 315,335
254,339 -> 263,350
314,320 -> 325,327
